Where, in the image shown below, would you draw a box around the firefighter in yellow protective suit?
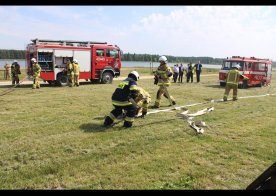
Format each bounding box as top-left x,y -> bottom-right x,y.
72,59 -> 80,87
223,64 -> 248,101
66,59 -> 74,87
4,62 -> 11,80
135,86 -> 151,118
31,58 -> 41,89
152,55 -> 176,108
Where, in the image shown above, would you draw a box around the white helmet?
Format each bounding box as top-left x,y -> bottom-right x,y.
31,58 -> 36,62
159,55 -> 167,63
128,71 -> 140,81
73,59 -> 78,63
234,64 -> 240,69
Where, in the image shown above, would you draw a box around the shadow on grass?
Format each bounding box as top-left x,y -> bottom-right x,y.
80,123 -> 108,133
205,84 -> 223,89
82,116 -> 200,136
80,122 -> 126,133
0,83 -> 58,89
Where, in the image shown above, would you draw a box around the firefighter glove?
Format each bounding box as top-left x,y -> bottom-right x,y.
141,111 -> 147,119
154,76 -> 158,85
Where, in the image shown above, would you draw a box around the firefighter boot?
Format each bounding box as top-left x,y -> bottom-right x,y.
103,116 -> 114,127
123,121 -> 133,128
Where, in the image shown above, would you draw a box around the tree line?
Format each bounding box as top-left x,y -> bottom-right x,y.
0,49 -> 275,66
122,52 -> 224,64
0,49 -> 26,59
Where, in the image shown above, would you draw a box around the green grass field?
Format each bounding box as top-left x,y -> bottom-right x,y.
0,68 -> 275,189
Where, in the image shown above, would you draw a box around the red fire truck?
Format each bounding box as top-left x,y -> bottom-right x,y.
26,39 -> 122,86
219,56 -> 273,88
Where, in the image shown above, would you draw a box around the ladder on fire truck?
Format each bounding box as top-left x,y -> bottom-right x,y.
31,38 -> 108,47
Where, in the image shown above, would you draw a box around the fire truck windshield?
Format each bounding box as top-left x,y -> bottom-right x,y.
222,61 -> 244,70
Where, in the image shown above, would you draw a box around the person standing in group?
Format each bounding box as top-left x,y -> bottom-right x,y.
72,59 -> 80,87
223,64 -> 248,101
66,59 -> 74,87
194,61 -> 203,83
103,71 -> 140,128
152,55 -> 176,108
11,60 -> 21,86
31,58 -> 41,89
173,64 -> 179,83
4,62 -> 11,80
178,63 -> 184,83
186,62 -> 194,83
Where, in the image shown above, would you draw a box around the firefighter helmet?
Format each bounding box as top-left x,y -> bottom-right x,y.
73,59 -> 78,63
128,71 -> 140,81
159,55 -> 167,63
234,64 -> 240,69
31,58 -> 36,62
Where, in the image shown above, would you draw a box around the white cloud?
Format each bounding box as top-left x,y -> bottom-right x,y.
1,6 -> 276,60
121,6 -> 276,60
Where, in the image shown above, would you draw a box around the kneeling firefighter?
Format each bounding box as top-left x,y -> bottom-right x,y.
135,86 -> 151,118
104,71 -> 140,128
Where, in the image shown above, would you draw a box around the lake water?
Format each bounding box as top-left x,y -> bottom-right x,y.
0,59 -> 221,69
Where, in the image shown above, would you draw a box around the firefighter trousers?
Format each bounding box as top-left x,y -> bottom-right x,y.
12,74 -> 19,86
104,104 -> 137,127
74,74 -> 79,86
223,83 -> 238,101
33,76 -> 40,89
154,85 -> 175,107
68,73 -> 73,87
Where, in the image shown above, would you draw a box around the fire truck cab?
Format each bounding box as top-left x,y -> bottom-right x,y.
26,39 -> 122,86
219,56 -> 272,88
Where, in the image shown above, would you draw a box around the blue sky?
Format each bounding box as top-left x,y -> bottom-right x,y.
1,6 -> 276,60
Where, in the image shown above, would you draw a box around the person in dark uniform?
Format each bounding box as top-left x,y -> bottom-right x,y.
178,63 -> 184,83
194,61 -> 203,83
103,71 -> 140,128
186,62 -> 194,83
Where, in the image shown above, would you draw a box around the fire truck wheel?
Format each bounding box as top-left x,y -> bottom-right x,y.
47,81 -> 54,86
57,74 -> 68,86
220,82 -> 226,87
239,80 -> 248,89
101,72 -> 113,84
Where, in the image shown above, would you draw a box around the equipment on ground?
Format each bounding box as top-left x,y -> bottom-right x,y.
177,107 -> 214,134
26,38 -> 122,86
0,76 -> 29,97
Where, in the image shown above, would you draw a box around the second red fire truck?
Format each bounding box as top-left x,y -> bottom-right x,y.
219,56 -> 273,88
26,39 -> 122,86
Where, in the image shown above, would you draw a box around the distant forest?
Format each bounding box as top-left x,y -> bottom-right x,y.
0,49 -> 26,60
0,49 -> 275,66
122,53 -> 224,64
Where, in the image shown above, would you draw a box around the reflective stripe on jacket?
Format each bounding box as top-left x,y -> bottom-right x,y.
155,63 -> 172,85
73,63 -> 80,75
33,63 -> 41,77
226,69 -> 239,85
